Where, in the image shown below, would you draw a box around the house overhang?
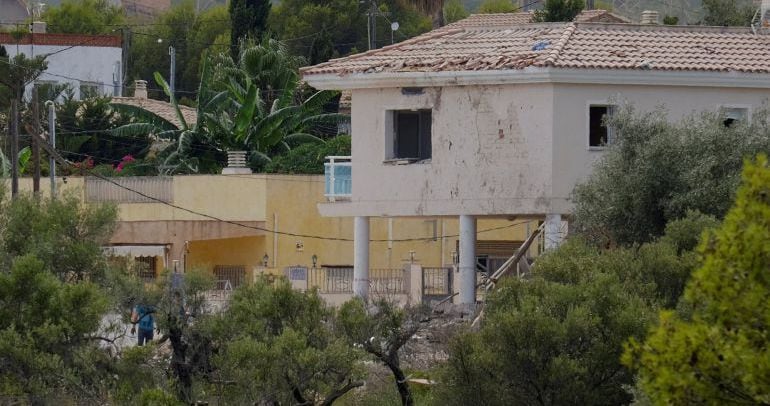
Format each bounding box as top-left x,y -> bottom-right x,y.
304,67 -> 770,91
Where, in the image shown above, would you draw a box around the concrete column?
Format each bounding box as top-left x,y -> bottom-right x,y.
354,216 -> 370,299
544,213 -> 564,250
458,215 -> 477,305
408,263 -> 423,305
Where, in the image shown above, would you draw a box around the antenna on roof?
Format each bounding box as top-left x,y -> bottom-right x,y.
753,0 -> 770,35
33,2 -> 45,18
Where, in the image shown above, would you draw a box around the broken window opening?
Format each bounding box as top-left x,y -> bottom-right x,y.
589,105 -> 616,148
392,109 -> 432,161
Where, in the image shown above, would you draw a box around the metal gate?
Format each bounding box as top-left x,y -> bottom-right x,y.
422,267 -> 453,304
213,265 -> 246,290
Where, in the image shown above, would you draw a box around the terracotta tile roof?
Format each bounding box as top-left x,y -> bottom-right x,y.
112,97 -> 197,128
446,10 -> 629,27
302,13 -> 770,76
574,9 -> 631,23
0,32 -> 121,47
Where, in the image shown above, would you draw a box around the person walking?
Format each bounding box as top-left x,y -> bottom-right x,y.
131,303 -> 156,346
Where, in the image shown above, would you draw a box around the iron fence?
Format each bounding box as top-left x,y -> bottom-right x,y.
369,268 -> 407,294
308,267 -> 353,293
423,267 -> 453,298
85,176 -> 173,203
307,267 -> 407,294
213,265 -> 246,290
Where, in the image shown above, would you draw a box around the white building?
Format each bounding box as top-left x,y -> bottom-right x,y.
301,10 -> 770,305
0,26 -> 122,99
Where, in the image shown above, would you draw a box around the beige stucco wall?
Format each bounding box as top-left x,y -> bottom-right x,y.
321,84 -> 556,217
322,82 -> 769,218
550,84 -> 770,208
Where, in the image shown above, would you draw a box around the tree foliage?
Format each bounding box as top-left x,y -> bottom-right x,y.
116,40 -> 348,174
572,105 -> 770,246
477,0 -> 517,14
55,94 -> 152,167
265,134 -> 351,174
443,0 -> 469,24
229,0 -> 271,58
211,278 -> 364,404
128,2 -> 230,101
269,0 -> 430,65
0,191 -> 117,403
0,192 -> 117,282
702,0 -> 755,27
533,0 -> 585,22
43,0 -> 125,35
625,155 -> 770,405
435,216 -> 716,406
0,255 -> 108,403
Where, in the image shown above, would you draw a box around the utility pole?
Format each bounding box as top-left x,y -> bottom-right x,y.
10,99 -> 18,197
47,101 -> 56,196
169,45 -> 176,97
366,1 -> 390,50
32,86 -> 41,194
367,1 -> 377,50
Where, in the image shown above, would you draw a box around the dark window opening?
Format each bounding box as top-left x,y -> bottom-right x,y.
589,105 -> 615,147
394,110 -> 432,160
135,256 -> 156,282
723,108 -> 748,128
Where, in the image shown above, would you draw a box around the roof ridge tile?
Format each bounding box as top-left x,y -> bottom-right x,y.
544,23 -> 576,66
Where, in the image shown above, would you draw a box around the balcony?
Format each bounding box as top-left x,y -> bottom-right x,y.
324,156 -> 351,201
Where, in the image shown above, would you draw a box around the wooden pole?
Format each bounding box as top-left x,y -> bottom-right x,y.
10,98 -> 18,197
32,86 -> 41,194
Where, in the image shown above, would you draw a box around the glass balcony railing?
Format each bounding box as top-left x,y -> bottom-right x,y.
324,156 -> 351,201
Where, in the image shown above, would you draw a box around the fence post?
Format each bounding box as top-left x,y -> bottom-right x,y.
409,264 -> 423,305
329,157 -> 336,199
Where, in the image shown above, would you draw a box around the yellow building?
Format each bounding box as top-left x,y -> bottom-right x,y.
11,174 -> 537,290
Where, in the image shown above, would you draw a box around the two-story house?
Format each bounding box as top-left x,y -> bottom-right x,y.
301,10 -> 770,305
1,22 -> 123,99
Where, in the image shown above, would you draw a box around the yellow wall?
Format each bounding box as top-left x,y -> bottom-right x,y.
7,177 -> 85,199
11,175 -> 539,274
10,175 -> 267,222
118,175 -> 267,222
186,236 -> 265,274
263,175 -> 538,270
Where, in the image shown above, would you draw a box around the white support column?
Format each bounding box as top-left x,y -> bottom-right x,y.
354,216 -> 370,299
544,213 -> 564,250
458,215 -> 477,305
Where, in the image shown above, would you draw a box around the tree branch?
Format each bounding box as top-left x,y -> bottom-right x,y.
321,379 -> 364,406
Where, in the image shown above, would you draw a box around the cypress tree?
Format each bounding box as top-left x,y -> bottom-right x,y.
229,0 -> 271,59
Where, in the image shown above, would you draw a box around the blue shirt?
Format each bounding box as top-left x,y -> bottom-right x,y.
134,305 -> 155,331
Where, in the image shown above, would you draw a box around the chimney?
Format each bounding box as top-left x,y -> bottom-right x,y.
222,151 -> 252,174
134,80 -> 148,99
640,10 -> 659,24
30,21 -> 46,33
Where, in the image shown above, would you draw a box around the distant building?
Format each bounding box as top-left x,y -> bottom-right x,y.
0,0 -> 29,28
0,23 -> 123,99
119,0 -> 171,18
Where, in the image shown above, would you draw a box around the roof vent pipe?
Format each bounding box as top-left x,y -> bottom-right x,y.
134,80 -> 148,99
30,21 -> 46,33
640,10 -> 659,24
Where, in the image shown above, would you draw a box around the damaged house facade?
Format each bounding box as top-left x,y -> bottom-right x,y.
301,10 -> 770,305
